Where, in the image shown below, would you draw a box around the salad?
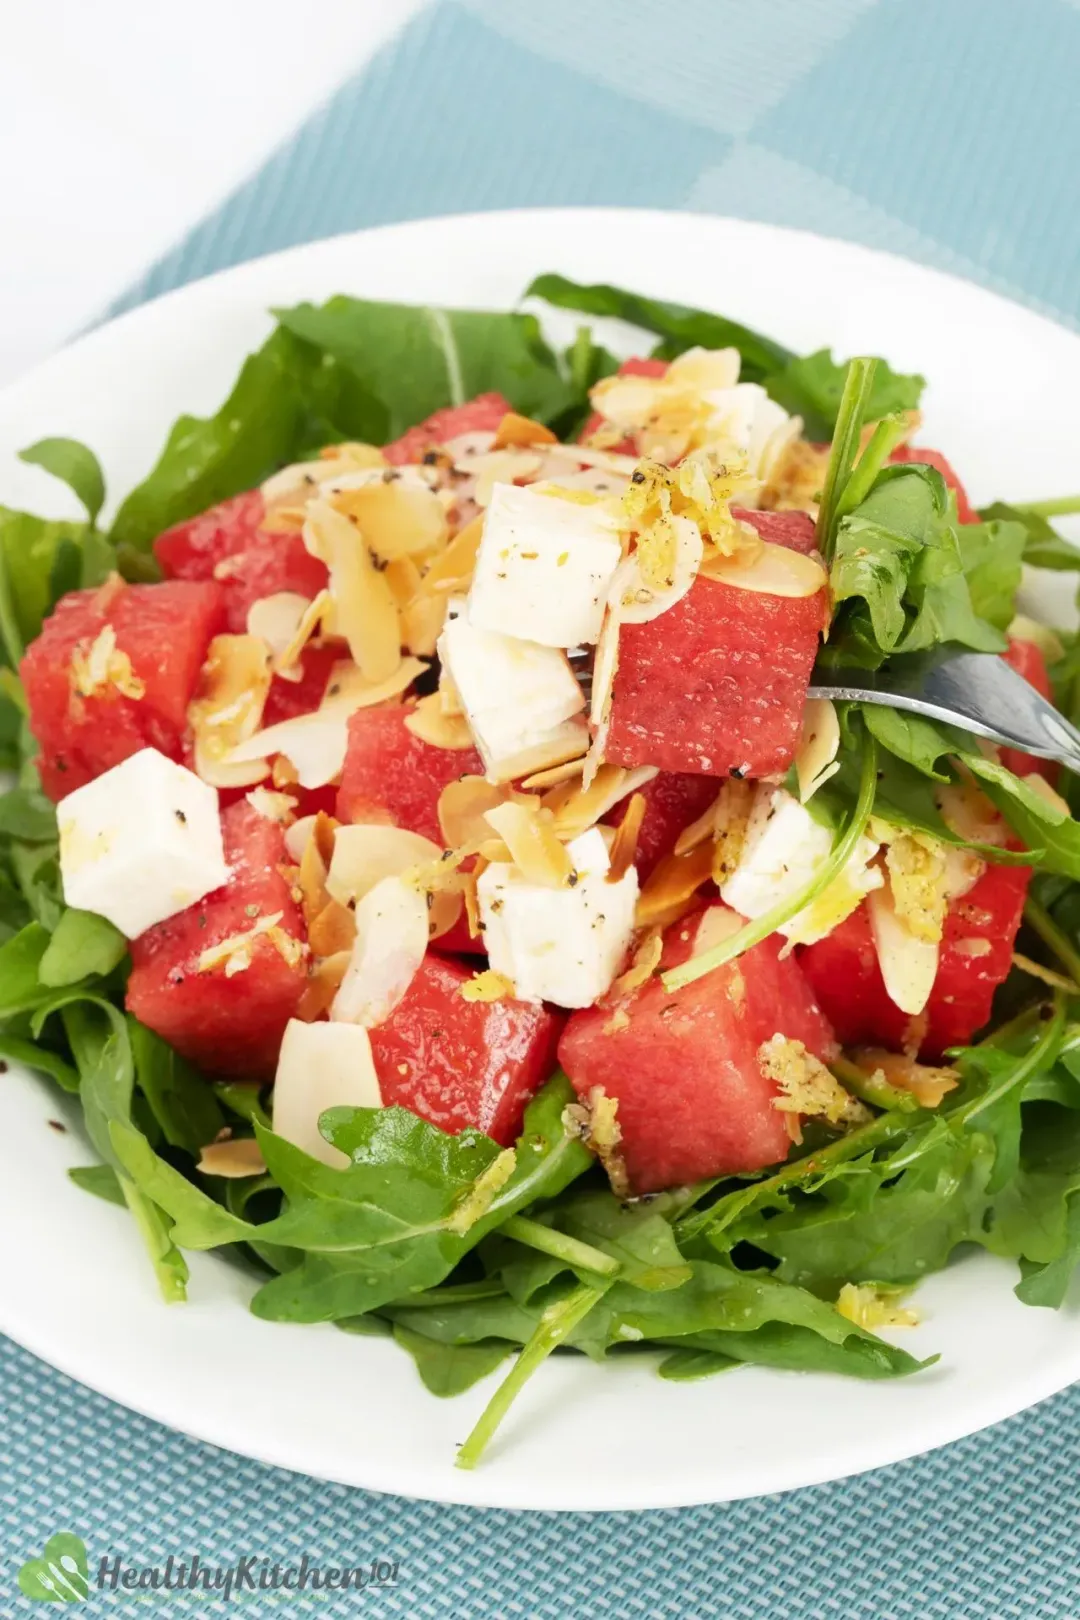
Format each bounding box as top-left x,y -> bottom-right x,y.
4,273 -> 1080,1470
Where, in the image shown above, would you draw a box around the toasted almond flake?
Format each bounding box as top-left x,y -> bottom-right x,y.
674,788 -> 726,857
492,411 -> 558,449
700,538 -> 827,597
403,691 -> 478,750
327,823 -> 443,906
635,842 -> 714,928
1012,952 -> 1080,994
421,514 -> 485,595
296,951 -> 351,1021
615,515 -> 704,624
70,623 -> 145,701
462,855 -> 485,940
880,828 -> 950,944
309,897 -> 358,958
611,926 -> 661,996
837,1283 -> 919,1330
472,452 -> 546,508
438,776 -> 516,848
710,779 -> 755,885
297,813 -> 334,925
284,813 -> 318,864
246,591 -> 314,663
384,556 -> 425,608
400,590 -> 448,657
304,498 -> 401,682
760,436 -> 831,515
261,446 -> 387,509
543,764 -> 657,842
850,1047 -> 960,1109
760,1035 -> 870,1145
225,655 -> 426,789
460,968 -> 517,1003
272,755 -> 299,788
1022,771 -> 1073,817
188,633 -> 273,788
330,474 -> 448,562
331,875 -> 429,1027
274,589 -> 331,679
584,597 -> 621,791
607,792 -> 648,883
485,799 -> 574,887
563,1087 -> 629,1198
867,881 -> 939,1017
520,756 -> 586,790
196,1137 -> 267,1179
245,787 -> 297,824
795,698 -> 841,803
491,717 -> 591,788
198,910 -> 305,977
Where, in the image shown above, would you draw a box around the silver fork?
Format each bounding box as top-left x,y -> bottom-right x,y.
809,649 -> 1080,771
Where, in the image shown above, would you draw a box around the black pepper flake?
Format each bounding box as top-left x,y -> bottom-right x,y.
302,472 -> 316,486
48,1118 -> 66,1132
197,913 -> 208,928
0,1060 -> 6,1073
327,683 -> 341,697
566,870 -> 580,887
381,468 -> 401,484
422,450 -> 440,466
430,1027 -> 444,1039
729,766 -> 745,780
630,469 -> 646,484
175,808 -> 187,825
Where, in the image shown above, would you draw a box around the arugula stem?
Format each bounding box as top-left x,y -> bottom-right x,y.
1023,897 -> 1080,987
954,992 -> 1066,1126
662,734 -> 877,993
831,1055 -> 921,1114
815,357 -> 878,564
832,413 -> 911,525
1014,495 -> 1080,519
500,1214 -> 621,1278
455,1280 -> 611,1470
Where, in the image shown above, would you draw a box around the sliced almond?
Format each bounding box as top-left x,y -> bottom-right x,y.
197,1137 -> 267,1179
246,592 -> 314,663
189,633 -> 273,789
472,451 -> 545,508
611,926 -> 662,997
404,691 -> 478,751
304,497 -> 401,682
308,897 -> 358,958
330,875 -> 429,1027
262,445 -> 386,509
520,757 -> 586,790
492,412 -> 558,449
635,842 -> 714,928
700,539 -> 827,598
1022,771 -> 1072,818
400,590 -> 448,658
484,800 -> 574,887
421,514 -> 485,596
795,698 -> 841,803
327,822 -> 461,938
867,881 -> 939,1017
328,469 -> 448,561
543,764 -> 657,841
438,777 -> 516,849
490,717 -> 591,788
296,950 -> 351,1022
245,787 -> 297,825
607,792 -> 648,883
617,515 -> 703,624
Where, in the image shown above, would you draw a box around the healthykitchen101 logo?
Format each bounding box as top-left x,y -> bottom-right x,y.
17,1532 -> 402,1603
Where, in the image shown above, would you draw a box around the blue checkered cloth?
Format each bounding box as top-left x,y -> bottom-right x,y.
7,2 -> 1080,1614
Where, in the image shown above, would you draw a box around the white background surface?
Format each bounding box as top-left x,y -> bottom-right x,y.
1,209 -> 1078,1509
0,0 -> 427,386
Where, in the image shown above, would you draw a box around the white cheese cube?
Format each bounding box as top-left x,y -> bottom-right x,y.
272,1019 -> 383,1168
478,827 -> 638,1008
57,747 -> 230,939
720,786 -> 881,946
437,605 -> 586,783
467,482 -> 623,647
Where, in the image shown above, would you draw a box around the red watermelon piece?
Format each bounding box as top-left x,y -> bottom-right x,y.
21,579 -> 225,801
797,861 -> 1031,1060
126,802 -> 308,1078
559,903 -> 837,1193
154,491 -> 328,634
608,771 -> 720,879
262,644 -> 339,728
1001,638 -> 1057,781
381,393 -> 513,466
336,704 -> 484,844
732,505 -> 819,556
888,444 -> 977,524
605,568 -> 827,778
370,954 -> 562,1145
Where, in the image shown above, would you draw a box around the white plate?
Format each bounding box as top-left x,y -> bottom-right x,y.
1,209 -> 1078,1512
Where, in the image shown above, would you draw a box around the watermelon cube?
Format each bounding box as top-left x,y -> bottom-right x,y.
604,568 -> 826,779
154,490 -> 328,634
382,393 -> 513,466
608,771 -> 720,879
126,802 -> 308,1077
21,579 -> 226,801
797,861 -> 1031,1060
369,953 -> 562,1145
558,904 -> 837,1193
336,704 -> 484,845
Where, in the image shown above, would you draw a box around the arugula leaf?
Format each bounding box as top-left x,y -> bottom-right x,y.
0,786 -> 56,841
38,909 -> 127,988
525,272 -> 793,382
0,1032 -> 79,1092
129,1019 -> 224,1153
979,501 -> 1080,571
393,1324 -> 513,1397
0,508 -> 93,661
766,349 -> 925,442
68,1163 -> 126,1206
274,297 -> 574,438
0,923 -> 53,1019
956,518 -> 1027,630
19,438 -> 106,525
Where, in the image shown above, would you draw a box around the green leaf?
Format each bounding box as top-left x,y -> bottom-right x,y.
767,348 -> 925,442
0,1032 -> 79,1092
69,1163 -> 126,1205
525,272 -> 793,383
0,506 -> 91,661
38,908 -> 127,988
393,1324 -> 513,1397
657,1347 -> 737,1381
109,329 -> 313,550
956,518 -> 1027,630
19,437 -> 106,524
274,297 -> 574,437
979,500 -> 1080,571
129,1017 -> 224,1152
0,922 -> 52,1019
0,785 -> 57,841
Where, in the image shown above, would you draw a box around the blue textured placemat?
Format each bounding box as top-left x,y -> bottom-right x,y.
7,2 -> 1080,1614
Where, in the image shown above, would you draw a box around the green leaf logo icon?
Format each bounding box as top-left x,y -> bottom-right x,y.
17,1533 -> 89,1603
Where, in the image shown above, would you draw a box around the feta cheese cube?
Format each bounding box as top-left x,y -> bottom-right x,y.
272,1019 -> 383,1168
468,482 -> 623,647
57,747 -> 230,939
478,827 -> 638,1008
720,785 -> 881,946
437,604 -> 586,783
